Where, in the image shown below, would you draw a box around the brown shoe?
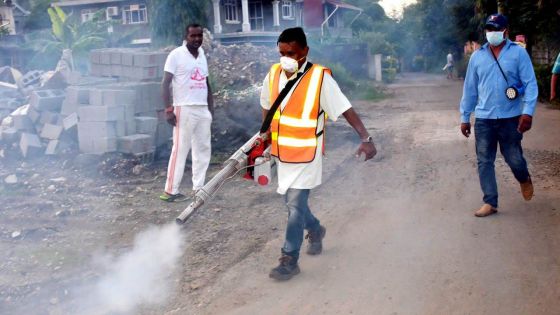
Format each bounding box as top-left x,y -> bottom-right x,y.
520,177 -> 534,201
474,204 -> 498,217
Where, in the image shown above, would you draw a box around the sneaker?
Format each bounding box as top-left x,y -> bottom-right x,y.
474,204 -> 498,217
305,225 -> 326,255
269,255 -> 300,281
159,192 -> 188,202
520,177 -> 534,201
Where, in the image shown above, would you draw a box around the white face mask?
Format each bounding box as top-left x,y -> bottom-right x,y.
280,56 -> 301,73
486,31 -> 505,46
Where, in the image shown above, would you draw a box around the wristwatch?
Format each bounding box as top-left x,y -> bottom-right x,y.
362,136 -> 373,143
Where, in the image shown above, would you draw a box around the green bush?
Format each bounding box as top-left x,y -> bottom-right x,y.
382,68 -> 397,83
327,63 -> 356,91
411,56 -> 425,72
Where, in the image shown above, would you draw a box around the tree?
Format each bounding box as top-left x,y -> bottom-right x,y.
149,0 -> 210,46
24,7 -> 108,71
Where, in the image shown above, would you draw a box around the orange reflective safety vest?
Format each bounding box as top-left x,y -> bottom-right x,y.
268,63 -> 331,163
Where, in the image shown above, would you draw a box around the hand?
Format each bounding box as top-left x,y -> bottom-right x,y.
166,111 -> 176,126
355,142 -> 377,161
517,114 -> 532,133
460,123 -> 471,138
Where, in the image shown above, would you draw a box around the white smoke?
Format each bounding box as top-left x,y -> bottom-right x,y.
81,223 -> 185,314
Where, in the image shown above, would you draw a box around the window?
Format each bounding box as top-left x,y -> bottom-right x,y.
81,9 -> 97,23
122,4 -> 147,24
281,0 -> 293,19
224,0 -> 239,22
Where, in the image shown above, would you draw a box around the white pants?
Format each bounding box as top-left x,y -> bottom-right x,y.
164,106 -> 212,194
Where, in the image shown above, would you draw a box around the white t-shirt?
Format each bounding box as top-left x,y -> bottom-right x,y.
260,61 -> 352,194
164,45 -> 208,106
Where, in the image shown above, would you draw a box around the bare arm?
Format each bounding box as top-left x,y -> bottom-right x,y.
161,71 -> 176,126
342,108 -> 377,161
551,74 -> 558,101
207,78 -> 214,117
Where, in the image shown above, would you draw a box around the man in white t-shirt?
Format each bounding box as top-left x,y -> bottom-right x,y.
262,27 -> 377,281
160,24 -> 214,202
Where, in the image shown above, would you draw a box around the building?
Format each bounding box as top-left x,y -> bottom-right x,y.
0,0 -> 29,35
50,0 -> 151,45
211,0 -> 363,44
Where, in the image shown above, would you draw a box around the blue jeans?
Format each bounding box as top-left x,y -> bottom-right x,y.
474,117 -> 530,208
282,189 -> 321,259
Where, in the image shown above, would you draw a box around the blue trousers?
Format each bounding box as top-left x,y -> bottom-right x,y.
282,189 -> 321,259
474,117 -> 530,208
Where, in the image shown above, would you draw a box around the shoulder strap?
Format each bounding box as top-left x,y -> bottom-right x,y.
260,62 -> 313,133
489,48 -> 510,85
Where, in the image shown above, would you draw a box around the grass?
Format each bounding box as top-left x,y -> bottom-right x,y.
346,80 -> 388,102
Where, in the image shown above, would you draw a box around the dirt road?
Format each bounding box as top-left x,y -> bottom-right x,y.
2,73 -> 559,315
178,73 -> 560,315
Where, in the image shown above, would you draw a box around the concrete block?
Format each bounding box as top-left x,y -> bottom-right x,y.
78,105 -> 125,122
20,132 -> 42,158
89,89 -> 104,106
100,50 -> 112,65
0,98 -> 19,110
110,50 -> 122,65
135,116 -> 158,135
101,65 -> 113,77
90,50 -> 102,64
30,89 -> 65,111
133,52 -> 158,66
40,123 -> 63,140
62,113 -> 78,130
121,52 -> 134,66
65,86 -> 90,105
103,89 -> 136,106
79,136 -> 117,154
111,65 -> 123,77
155,121 -> 172,147
39,111 -> 60,125
118,134 -> 154,154
78,121 -> 117,139
1,127 -> 19,142
90,64 -> 102,76
60,99 -> 78,116
12,113 -> 34,131
27,106 -> 40,123
115,121 -> 126,137
136,110 -> 157,118
18,71 -> 42,88
123,103 -> 136,134
136,67 -> 160,80
45,140 -> 60,155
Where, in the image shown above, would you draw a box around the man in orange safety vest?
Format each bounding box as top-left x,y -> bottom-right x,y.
260,27 -> 377,281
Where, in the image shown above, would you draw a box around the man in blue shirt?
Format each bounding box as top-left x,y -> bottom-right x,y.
459,13 -> 538,217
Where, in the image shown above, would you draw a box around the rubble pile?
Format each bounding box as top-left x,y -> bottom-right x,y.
207,43 -> 277,92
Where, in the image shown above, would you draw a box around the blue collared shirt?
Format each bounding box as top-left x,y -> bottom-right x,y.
460,40 -> 538,123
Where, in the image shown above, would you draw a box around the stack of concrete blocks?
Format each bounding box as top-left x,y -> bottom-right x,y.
0,88 -> 74,157
90,48 -> 167,81
74,82 -> 169,156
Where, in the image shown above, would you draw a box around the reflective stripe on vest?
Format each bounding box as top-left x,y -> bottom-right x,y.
268,63 -> 331,163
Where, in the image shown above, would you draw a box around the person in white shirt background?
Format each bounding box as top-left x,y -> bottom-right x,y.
261,27 -> 377,281
160,24 -> 214,202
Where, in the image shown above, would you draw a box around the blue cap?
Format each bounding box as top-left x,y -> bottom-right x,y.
485,14 -> 508,30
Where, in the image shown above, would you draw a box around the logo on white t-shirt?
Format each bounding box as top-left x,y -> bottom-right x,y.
191,68 -> 205,81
